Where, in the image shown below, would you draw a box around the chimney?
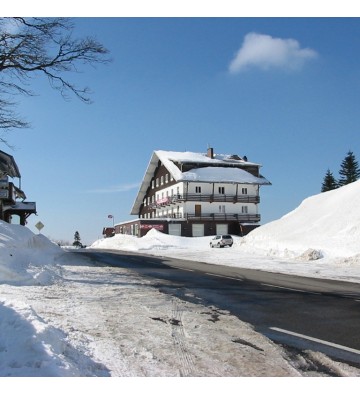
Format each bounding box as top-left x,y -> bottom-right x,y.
207,147 -> 214,159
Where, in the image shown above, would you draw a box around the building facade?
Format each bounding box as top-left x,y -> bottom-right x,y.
0,150 -> 36,225
115,148 -> 271,237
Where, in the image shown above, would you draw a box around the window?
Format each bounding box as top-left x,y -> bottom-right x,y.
165,174 -> 169,183
160,176 -> 164,185
156,178 -> 159,187
151,180 -> 154,189
219,205 -> 225,213
242,206 -> 248,214
242,188 -> 248,194
218,187 -> 225,194
195,186 -> 202,193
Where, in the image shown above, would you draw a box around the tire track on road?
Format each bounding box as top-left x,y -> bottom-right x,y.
171,299 -> 195,377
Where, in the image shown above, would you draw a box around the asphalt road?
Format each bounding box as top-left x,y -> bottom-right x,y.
76,249 -> 360,366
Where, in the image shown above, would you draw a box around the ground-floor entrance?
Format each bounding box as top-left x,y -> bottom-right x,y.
168,223 -> 182,236
192,223 -> 204,237
114,219 -> 259,238
216,224 -> 228,235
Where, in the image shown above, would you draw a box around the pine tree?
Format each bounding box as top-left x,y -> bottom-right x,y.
338,151 -> 360,187
321,169 -> 338,192
73,231 -> 82,248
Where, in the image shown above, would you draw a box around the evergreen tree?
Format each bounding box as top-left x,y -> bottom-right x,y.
321,169 -> 338,192
73,231 -> 82,248
338,150 -> 360,186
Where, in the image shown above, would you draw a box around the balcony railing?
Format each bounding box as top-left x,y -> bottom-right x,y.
148,193 -> 259,209
186,213 -> 261,222
151,213 -> 260,222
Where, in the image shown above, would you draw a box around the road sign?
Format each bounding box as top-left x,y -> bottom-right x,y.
35,221 -> 44,232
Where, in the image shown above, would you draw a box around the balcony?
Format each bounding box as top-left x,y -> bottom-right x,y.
173,193 -> 259,204
149,193 -> 259,209
0,182 -> 18,204
151,212 -> 260,222
186,213 -> 261,222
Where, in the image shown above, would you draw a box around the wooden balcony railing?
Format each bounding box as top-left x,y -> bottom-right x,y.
152,213 -> 260,222
186,213 -> 261,222
148,193 -> 259,209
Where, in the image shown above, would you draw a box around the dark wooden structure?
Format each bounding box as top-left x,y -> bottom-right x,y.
0,150 -> 36,225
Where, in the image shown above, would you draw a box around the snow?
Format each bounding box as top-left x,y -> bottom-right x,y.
180,166 -> 270,184
1,182 -> 360,381
131,149 -> 270,214
155,149 -> 270,184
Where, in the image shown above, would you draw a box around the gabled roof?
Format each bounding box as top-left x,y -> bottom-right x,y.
0,150 -> 21,178
130,150 -> 271,215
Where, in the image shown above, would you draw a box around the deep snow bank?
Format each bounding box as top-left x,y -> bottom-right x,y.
92,181 -> 360,264
90,229 -> 215,251
0,220 -> 62,285
241,180 -> 360,259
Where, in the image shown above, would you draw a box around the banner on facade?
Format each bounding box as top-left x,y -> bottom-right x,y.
140,224 -> 164,230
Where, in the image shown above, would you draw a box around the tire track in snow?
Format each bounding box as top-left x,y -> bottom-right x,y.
171,299 -> 195,377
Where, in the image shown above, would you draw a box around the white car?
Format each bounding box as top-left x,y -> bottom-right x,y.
210,235 -> 233,248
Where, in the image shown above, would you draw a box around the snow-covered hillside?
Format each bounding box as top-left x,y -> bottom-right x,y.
241,179 -> 360,260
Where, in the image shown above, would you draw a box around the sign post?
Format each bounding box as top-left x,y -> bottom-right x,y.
35,221 -> 44,233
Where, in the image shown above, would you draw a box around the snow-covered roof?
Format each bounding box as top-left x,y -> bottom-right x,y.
0,150 -> 21,178
181,166 -> 271,184
156,150 -> 260,180
131,149 -> 271,215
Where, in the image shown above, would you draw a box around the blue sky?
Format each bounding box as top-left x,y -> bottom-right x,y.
3,15 -> 360,244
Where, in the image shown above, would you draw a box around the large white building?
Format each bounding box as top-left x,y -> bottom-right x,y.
115,148 -> 271,237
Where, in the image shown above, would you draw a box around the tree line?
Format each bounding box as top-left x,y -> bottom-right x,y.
321,150 -> 360,192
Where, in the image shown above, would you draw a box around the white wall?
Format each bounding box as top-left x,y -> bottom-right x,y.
153,181 -> 259,217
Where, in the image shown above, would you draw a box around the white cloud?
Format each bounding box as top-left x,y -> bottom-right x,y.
229,32 -> 318,73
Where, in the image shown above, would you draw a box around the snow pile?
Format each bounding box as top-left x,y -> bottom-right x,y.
241,180 -> 360,260
0,300 -> 97,377
91,229 -> 215,251
91,181 -> 360,282
0,220 -> 62,286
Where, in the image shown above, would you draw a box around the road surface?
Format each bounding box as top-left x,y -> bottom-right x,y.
77,249 -> 360,366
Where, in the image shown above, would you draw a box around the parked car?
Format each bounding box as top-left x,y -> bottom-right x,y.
210,234 -> 233,248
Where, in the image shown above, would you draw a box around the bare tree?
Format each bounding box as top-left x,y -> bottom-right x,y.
0,17 -> 110,143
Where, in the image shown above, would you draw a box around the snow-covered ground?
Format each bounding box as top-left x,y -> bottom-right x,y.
1,181 -> 360,381
92,180 -> 360,284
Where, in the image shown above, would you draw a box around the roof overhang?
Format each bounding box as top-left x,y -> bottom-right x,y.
130,152 -> 160,215
0,150 -> 21,178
